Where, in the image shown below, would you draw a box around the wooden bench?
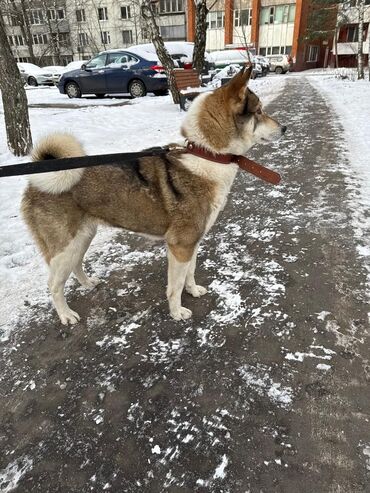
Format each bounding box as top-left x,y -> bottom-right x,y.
173,69 -> 202,110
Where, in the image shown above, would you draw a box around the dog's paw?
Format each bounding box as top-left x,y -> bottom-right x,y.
170,307 -> 192,321
59,308 -> 80,325
185,284 -> 208,298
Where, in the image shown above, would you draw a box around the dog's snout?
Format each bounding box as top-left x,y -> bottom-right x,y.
282,125 -> 287,134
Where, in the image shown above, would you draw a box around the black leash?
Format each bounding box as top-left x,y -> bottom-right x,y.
0,146 -> 173,178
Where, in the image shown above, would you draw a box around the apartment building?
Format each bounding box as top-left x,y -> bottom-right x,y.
2,0 -> 186,65
187,0 -> 328,70
333,2 -> 370,67
3,0 -> 331,70
3,0 -> 73,65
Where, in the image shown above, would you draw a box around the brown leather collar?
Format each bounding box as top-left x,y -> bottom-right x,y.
186,142 -> 281,185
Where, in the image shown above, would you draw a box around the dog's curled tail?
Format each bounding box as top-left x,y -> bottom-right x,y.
29,133 -> 85,194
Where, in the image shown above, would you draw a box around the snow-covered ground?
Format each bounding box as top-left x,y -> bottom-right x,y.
308,75 -> 370,297
0,76 -> 286,340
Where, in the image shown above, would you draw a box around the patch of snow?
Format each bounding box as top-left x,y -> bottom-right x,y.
213,454 -> 229,479
0,456 -> 33,493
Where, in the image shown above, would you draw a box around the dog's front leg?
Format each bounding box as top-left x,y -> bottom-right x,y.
167,246 -> 193,321
185,245 -> 208,298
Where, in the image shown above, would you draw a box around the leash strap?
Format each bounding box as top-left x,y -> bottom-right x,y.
0,143 -> 281,185
0,147 -> 170,178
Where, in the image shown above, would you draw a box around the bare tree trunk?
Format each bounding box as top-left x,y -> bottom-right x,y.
334,23 -> 339,68
0,11 -> 32,156
141,0 -> 180,103
193,0 -> 208,75
357,0 -> 364,79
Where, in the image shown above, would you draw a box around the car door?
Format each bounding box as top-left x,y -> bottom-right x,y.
105,52 -> 140,93
78,53 -> 108,94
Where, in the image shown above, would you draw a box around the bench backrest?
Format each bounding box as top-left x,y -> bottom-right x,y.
173,69 -> 201,92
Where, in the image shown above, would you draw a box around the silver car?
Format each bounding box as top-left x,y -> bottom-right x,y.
17,63 -> 55,86
266,55 -> 292,74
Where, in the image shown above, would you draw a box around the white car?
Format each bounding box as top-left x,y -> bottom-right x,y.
17,63 -> 55,86
62,61 -> 88,73
127,41 -> 213,73
43,66 -> 65,84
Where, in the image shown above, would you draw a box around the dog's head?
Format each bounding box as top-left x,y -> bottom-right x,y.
181,66 -> 286,155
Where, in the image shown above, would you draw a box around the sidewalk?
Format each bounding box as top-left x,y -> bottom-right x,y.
0,78 -> 369,492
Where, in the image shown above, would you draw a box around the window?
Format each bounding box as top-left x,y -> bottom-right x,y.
98,7 -> 108,21
288,5 -> 295,22
101,31 -> 111,44
272,46 -> 280,54
260,5 -> 295,24
160,24 -> 186,40
78,32 -> 88,46
259,47 -> 266,56
234,9 -> 252,27
107,52 -> 138,65
10,34 -> 24,45
159,0 -> 184,13
347,25 -> 359,42
33,33 -> 48,44
307,45 -> 319,62
29,10 -> 43,25
122,30 -> 133,44
50,32 -> 70,44
7,15 -> 18,26
76,9 -> 86,22
207,11 -> 224,29
47,8 -> 65,20
121,6 -> 131,19
86,54 -> 107,69
286,46 -> 292,54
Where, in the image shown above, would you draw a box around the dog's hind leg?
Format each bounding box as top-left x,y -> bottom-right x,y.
72,223 -> 100,289
167,244 -> 194,321
49,222 -> 97,325
185,245 -> 208,298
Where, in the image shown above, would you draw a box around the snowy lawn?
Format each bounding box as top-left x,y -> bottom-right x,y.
308,76 -> 370,296
0,76 -> 286,339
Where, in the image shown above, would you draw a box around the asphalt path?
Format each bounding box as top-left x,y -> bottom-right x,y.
1,78 -> 370,492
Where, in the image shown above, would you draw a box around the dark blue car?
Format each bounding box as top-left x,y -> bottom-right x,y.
58,50 -> 168,99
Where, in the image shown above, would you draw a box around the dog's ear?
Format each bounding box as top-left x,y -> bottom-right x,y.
225,65 -> 253,110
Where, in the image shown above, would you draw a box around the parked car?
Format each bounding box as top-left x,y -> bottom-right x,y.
62,60 -> 89,73
253,55 -> 270,76
208,50 -> 262,78
17,63 -> 56,86
43,65 -> 65,83
266,54 -> 292,74
58,50 -> 168,98
127,42 -> 215,75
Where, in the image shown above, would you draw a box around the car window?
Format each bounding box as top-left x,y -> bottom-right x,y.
86,54 -> 107,69
107,53 -> 139,67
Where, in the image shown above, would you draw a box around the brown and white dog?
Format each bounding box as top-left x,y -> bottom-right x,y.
21,66 -> 286,325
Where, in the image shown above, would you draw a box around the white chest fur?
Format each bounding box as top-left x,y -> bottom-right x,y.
180,154 -> 238,234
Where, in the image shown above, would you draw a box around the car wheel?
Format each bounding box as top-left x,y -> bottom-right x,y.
28,76 -> 38,87
65,81 -> 82,98
275,66 -> 283,75
95,93 -> 105,98
129,79 -> 146,98
153,89 -> 168,96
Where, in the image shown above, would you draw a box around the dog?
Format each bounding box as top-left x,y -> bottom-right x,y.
21,66 -> 286,325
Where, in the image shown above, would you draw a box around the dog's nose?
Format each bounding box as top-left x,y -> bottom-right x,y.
282,125 -> 287,134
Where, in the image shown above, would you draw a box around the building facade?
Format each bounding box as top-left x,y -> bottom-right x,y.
2,0 -> 342,71
333,2 -> 370,68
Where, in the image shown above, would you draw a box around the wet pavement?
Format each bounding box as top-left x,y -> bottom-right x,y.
1,78 -> 370,492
